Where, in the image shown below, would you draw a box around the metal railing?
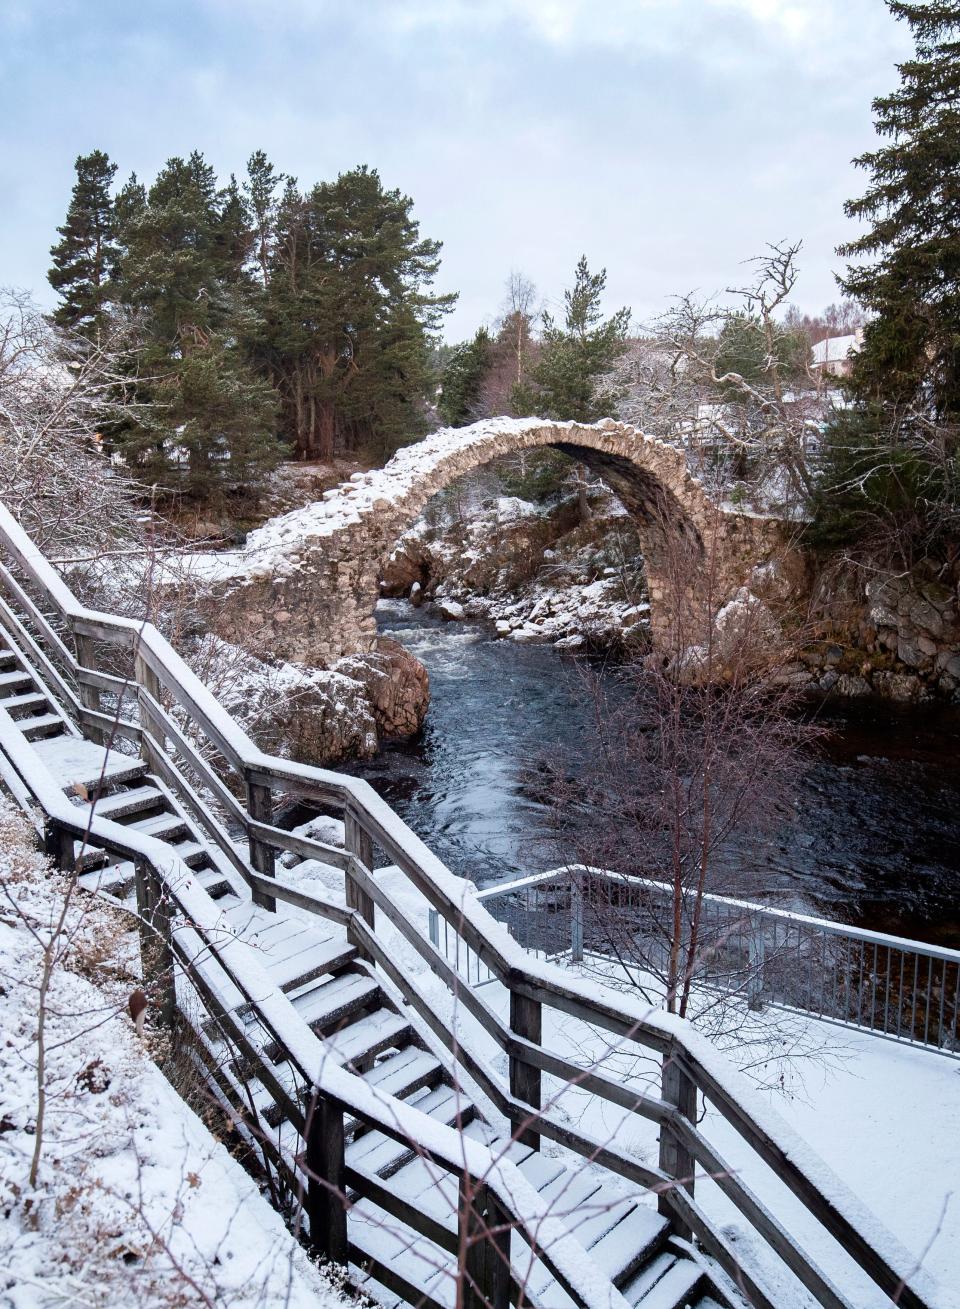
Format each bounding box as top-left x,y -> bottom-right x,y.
432,868 -> 960,1058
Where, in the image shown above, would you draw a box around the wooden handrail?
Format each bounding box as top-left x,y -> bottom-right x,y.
0,500 -> 943,1309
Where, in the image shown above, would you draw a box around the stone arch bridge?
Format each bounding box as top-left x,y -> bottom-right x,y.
205,417 -> 787,667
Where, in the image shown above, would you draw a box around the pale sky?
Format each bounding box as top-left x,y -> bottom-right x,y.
1,0 -> 911,340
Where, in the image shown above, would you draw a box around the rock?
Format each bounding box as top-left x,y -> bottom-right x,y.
494,619 -> 511,636
340,637 -> 430,737
409,581 -> 423,607
874,671 -> 921,701
437,599 -> 465,621
835,674 -> 872,697
819,669 -> 839,692
896,634 -> 927,669
555,634 -> 586,649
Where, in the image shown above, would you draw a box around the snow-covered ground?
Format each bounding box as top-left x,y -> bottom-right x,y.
0,800 -> 347,1309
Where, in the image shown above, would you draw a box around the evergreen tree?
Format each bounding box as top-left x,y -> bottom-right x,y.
812,2 -> 960,556
245,150 -> 282,287
48,150 -> 118,342
438,328 -> 492,425
524,256 -> 630,422
113,152 -> 279,497
260,165 -> 455,460
840,1 -> 960,415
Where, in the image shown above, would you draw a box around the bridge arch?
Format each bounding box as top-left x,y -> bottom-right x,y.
205,417 -> 783,666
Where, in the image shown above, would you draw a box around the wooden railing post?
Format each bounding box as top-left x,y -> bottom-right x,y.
133,859 -> 177,1030
134,648 -> 165,774
657,1048 -> 697,1239
74,632 -> 105,743
43,819 -> 75,872
509,989 -> 542,1151
243,773 -> 276,912
460,1178 -> 511,1309
344,809 -> 375,947
305,1092 -> 348,1263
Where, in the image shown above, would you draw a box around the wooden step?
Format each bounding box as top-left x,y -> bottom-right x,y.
359,1046 -> 443,1103
128,811 -> 190,841
345,1086 -> 475,1181
624,1253 -> 704,1308
324,1008 -> 413,1071
34,735 -> 148,792
0,648 -> 16,667
3,691 -> 50,716
272,935 -> 357,993
19,713 -> 66,741
0,670 -> 33,692
81,784 -> 166,822
289,971 -> 382,1033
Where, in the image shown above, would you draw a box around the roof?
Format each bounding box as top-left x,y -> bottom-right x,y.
811,333 -> 860,366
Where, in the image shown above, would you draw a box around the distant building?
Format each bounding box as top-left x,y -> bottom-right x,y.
810,329 -> 864,379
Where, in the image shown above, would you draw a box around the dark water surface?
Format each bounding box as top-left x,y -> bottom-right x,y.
347,600 -> 960,947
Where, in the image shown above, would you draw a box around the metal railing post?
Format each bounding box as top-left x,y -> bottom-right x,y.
747,915 -> 766,1011
571,879 -> 584,963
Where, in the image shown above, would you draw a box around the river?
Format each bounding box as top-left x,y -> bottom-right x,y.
346,599 -> 960,947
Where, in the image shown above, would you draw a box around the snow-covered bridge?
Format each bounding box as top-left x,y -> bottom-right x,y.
196,417 -> 786,665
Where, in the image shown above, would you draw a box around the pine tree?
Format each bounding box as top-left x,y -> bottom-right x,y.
438,328 -> 492,425
525,256 -> 630,422
112,152 -> 279,498
48,150 -> 118,342
260,165 -> 455,460
245,150 -> 282,287
840,1 -> 960,415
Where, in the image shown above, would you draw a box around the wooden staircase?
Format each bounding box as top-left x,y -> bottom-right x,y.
0,497 -> 942,1309
0,628 -> 719,1309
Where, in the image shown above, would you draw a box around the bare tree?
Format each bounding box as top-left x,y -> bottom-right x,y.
542,505 -> 821,1032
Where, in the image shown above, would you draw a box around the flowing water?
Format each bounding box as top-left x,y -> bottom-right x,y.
346,599 -> 960,947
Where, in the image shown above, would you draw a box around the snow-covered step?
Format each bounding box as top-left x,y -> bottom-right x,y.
349,1205 -> 456,1309
3,690 -> 49,715
345,1086 -> 472,1180
19,712 -> 67,741
33,734 -> 147,792
128,811 -> 190,841
289,970 -> 381,1033
624,1252 -> 704,1308
323,1008 -> 413,1070
270,934 -> 357,992
591,1205 -> 670,1287
79,784 -> 165,821
360,1046 -> 443,1101
0,669 -> 34,692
